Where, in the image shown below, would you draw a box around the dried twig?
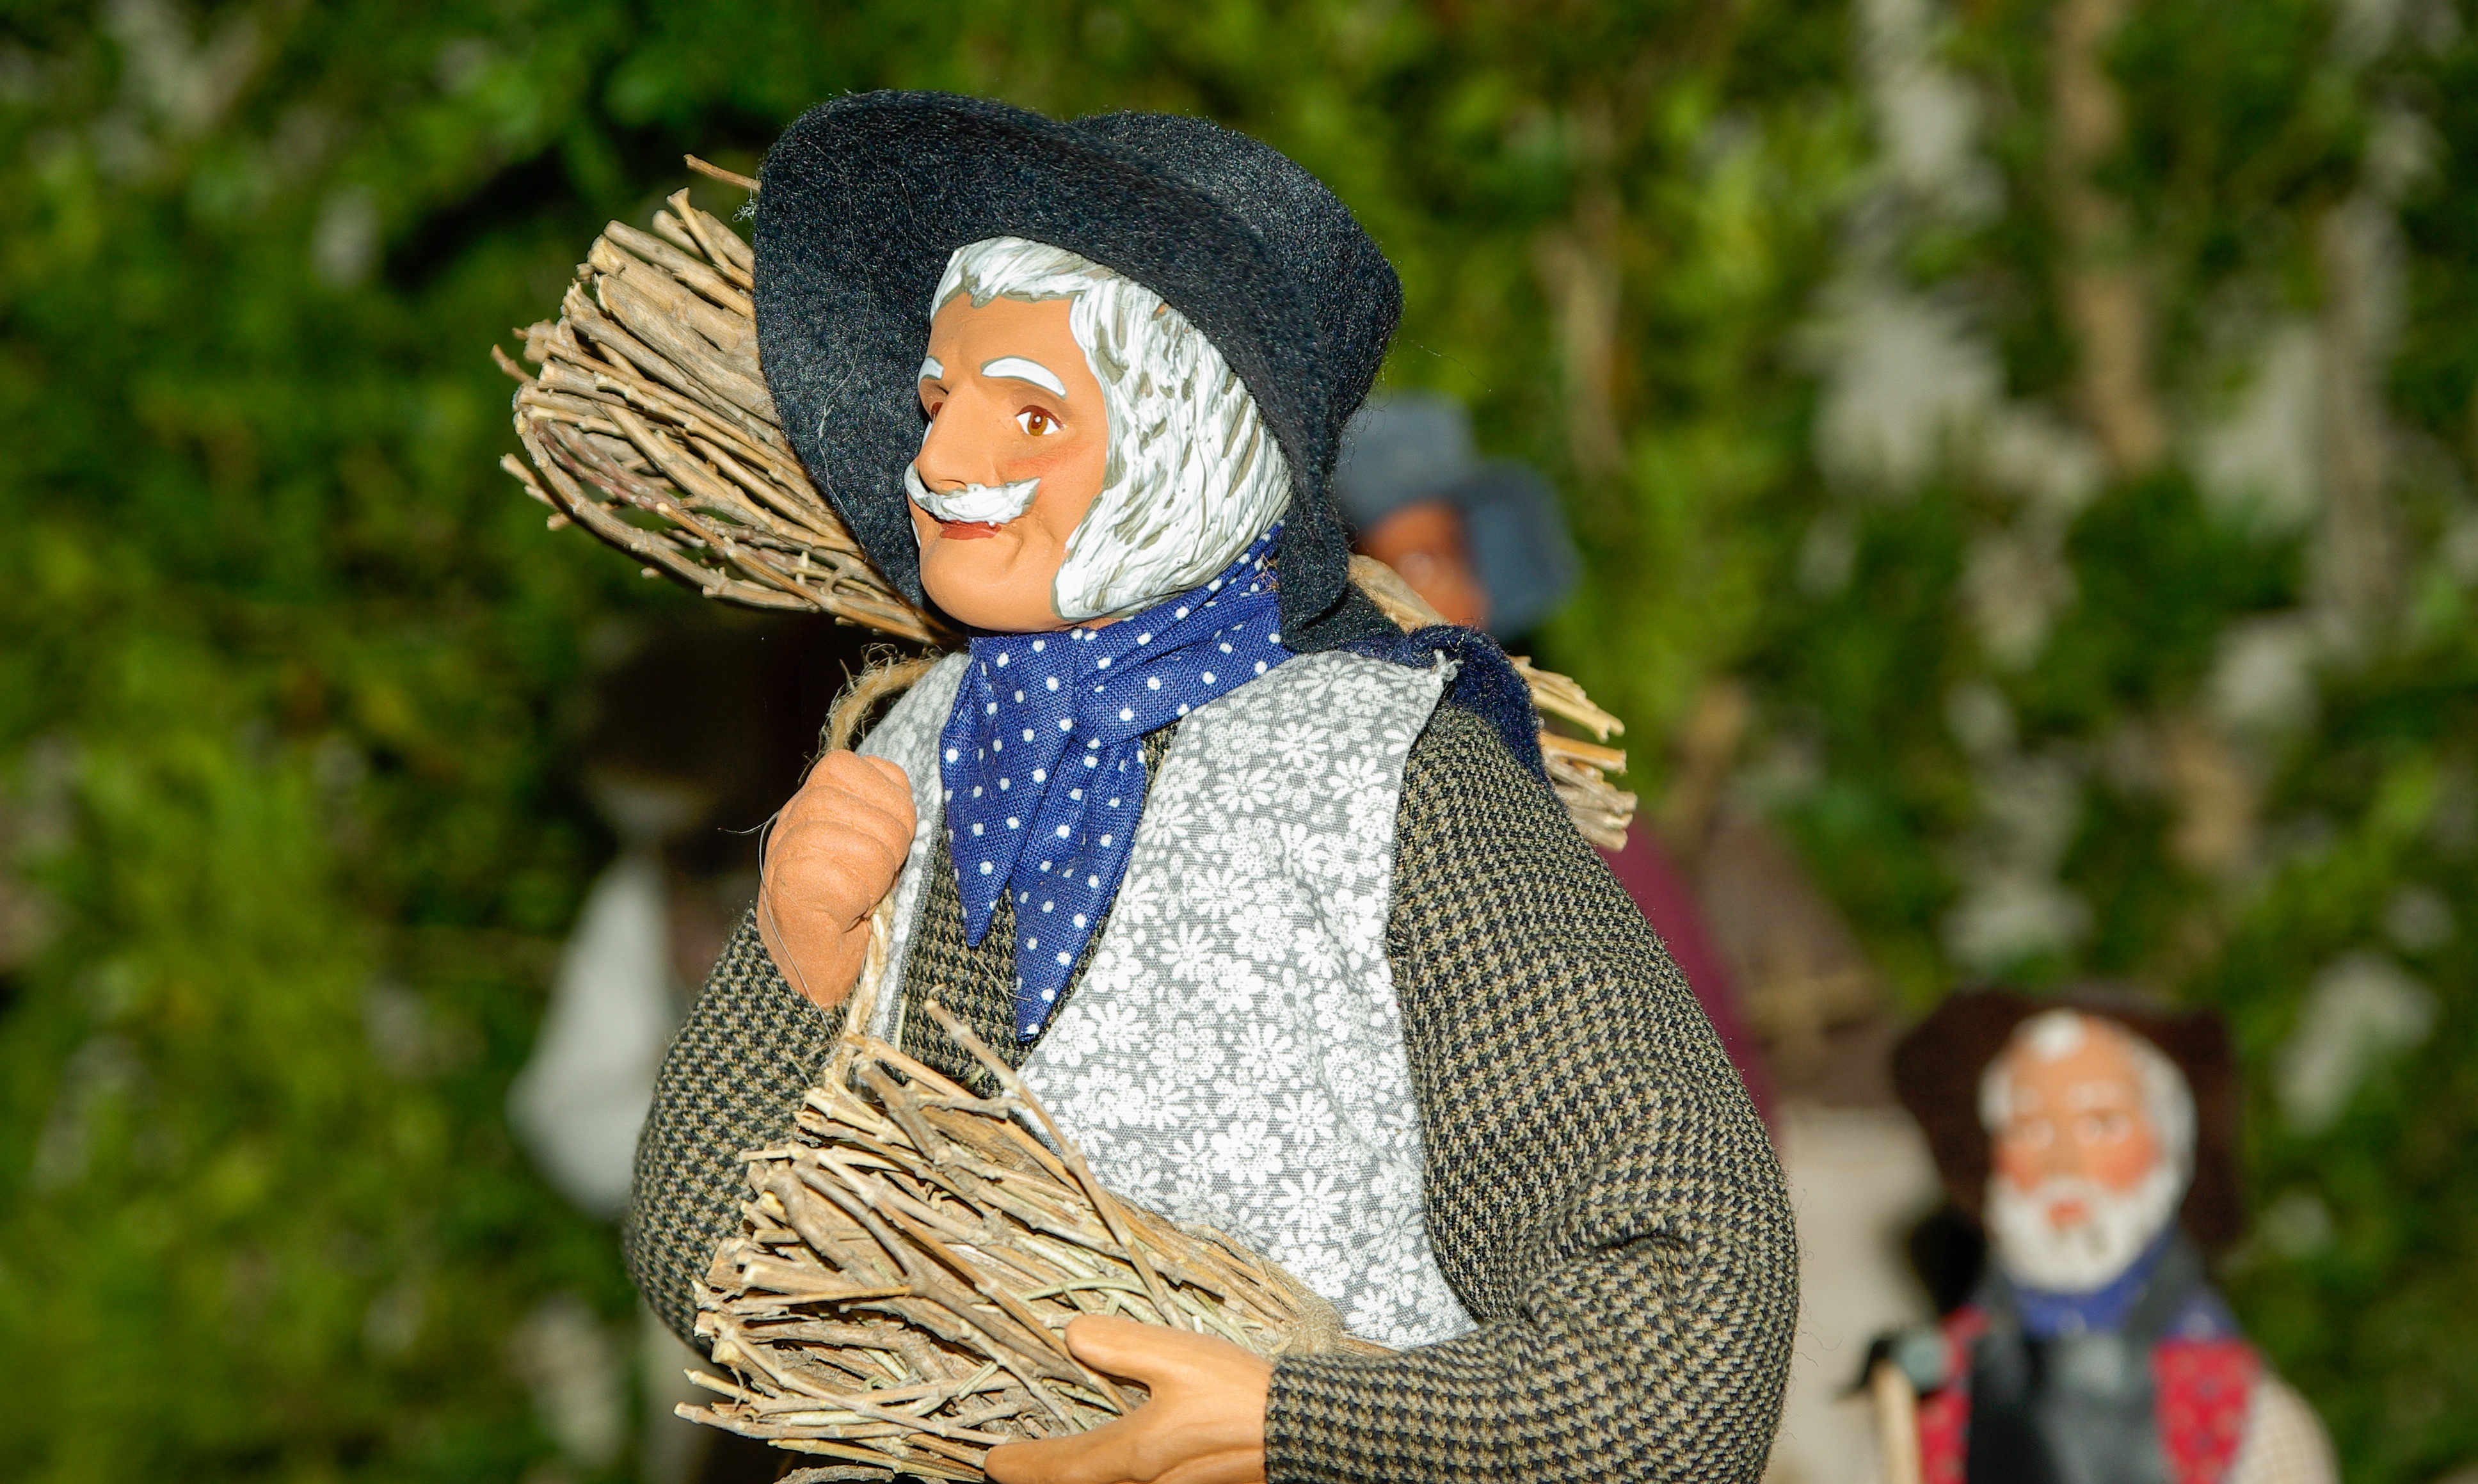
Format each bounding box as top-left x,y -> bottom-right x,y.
686,153 -> 761,193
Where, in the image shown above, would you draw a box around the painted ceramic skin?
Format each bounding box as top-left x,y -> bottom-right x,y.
911,295 -> 1110,632
1989,1019 -> 2164,1231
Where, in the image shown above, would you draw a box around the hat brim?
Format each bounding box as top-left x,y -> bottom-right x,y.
1892,987 -> 2247,1251
753,92 -> 1348,627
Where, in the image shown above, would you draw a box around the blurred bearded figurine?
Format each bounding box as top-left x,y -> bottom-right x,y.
1883,993 -> 2336,1484
1335,393 -> 1775,1117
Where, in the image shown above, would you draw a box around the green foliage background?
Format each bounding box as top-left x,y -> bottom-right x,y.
0,1 -> 2468,1481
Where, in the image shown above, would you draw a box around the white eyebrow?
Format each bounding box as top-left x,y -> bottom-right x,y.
917,356 -> 944,381
980,356 -> 1068,398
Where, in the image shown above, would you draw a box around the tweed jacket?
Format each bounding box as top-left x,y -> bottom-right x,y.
627,700 -> 1797,1483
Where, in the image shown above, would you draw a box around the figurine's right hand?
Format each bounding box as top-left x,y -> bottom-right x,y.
755,752 -> 916,1011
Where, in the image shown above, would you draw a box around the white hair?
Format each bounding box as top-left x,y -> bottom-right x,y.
927,237 -> 1292,623
1979,1009 -> 2196,1181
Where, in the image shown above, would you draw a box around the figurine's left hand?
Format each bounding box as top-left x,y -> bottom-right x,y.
984,1315 -> 1272,1484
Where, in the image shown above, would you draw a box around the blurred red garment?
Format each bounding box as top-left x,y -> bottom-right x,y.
1597,829 -> 1776,1126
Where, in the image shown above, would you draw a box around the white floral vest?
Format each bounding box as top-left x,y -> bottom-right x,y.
859,650 -> 1475,1348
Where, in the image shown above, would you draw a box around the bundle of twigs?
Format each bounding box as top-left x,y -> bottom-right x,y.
493,182 -> 941,643
679,914 -> 1378,1480
494,162 -> 1635,843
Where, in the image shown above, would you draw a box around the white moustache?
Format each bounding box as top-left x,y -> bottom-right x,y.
906,464 -> 1040,526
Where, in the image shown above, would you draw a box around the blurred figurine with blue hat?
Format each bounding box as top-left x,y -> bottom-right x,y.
1334,392 -> 1580,642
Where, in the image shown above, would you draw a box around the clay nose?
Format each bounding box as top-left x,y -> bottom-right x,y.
914,394 -> 1009,492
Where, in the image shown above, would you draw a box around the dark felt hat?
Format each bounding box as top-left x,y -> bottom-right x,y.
1892,987 -> 2248,1252
752,91 -> 1403,650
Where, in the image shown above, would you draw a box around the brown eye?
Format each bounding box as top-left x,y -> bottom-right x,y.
1018,408 -> 1059,436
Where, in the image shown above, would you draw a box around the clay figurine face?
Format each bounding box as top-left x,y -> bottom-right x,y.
911,295 -> 1110,632
1980,1010 -> 2189,1292
1990,1018 -> 2162,1222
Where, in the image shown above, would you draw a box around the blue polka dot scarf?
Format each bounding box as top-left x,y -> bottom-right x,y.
939,526 -> 1292,1040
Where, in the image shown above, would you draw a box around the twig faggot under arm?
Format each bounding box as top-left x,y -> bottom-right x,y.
676,896 -> 1380,1478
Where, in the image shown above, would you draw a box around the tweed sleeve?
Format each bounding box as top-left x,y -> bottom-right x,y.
1262,705 -> 1798,1483
623,906 -> 842,1348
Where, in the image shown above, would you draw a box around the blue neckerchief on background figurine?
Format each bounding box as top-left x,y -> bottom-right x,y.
2006,1226 -> 2175,1339
938,526 -> 1291,1039
1999,1226 -> 2236,1343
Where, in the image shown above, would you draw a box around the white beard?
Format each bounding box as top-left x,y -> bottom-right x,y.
1985,1160 -> 2186,1293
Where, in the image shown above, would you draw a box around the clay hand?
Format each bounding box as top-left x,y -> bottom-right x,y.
984,1316 -> 1272,1484
755,751 -> 915,1010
